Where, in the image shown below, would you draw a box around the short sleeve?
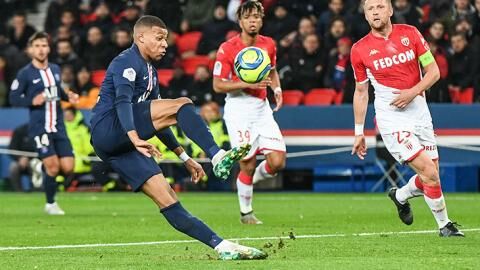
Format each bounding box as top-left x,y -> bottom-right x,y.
350,45 -> 368,84
213,43 -> 233,79
412,27 -> 429,57
269,39 -> 277,68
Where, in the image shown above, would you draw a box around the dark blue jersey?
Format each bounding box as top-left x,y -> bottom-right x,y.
91,44 -> 160,132
9,63 -> 67,136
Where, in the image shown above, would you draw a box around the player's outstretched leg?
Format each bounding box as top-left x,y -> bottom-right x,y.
408,153 -> 464,237
142,175 -> 267,260
150,98 -> 250,180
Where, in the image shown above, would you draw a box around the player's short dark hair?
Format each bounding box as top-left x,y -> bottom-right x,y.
134,15 -> 166,31
28,32 -> 49,46
236,0 -> 264,19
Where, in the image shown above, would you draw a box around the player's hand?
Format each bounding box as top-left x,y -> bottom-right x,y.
132,139 -> 162,158
351,135 -> 367,160
273,89 -> 283,112
248,77 -> 272,90
184,158 -> 206,184
67,91 -> 79,104
390,88 -> 419,109
32,93 -> 45,106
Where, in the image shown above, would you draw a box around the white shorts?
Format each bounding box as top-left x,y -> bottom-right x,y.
225,112 -> 286,160
380,126 -> 439,164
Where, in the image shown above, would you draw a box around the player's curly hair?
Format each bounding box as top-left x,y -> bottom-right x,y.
236,0 -> 264,20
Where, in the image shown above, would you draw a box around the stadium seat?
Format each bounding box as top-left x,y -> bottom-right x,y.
449,87 -> 474,104
157,69 -> 175,87
181,56 -> 212,75
303,88 -> 337,106
176,31 -> 202,55
334,90 -> 344,105
91,70 -> 106,87
282,90 -> 304,106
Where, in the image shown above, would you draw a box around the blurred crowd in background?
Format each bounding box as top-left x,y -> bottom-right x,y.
1,0 -> 480,191
0,0 -> 479,108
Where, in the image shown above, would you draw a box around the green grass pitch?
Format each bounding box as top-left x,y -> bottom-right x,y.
1,192 -> 479,269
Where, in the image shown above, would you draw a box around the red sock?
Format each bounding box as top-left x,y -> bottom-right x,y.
423,184 -> 442,199
264,162 -> 274,175
414,175 -> 424,191
238,171 -> 253,185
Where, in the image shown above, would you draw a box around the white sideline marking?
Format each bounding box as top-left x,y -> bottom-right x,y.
1,228 -> 479,252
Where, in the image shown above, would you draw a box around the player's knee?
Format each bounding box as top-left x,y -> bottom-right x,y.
44,164 -> 60,176
176,97 -> 193,107
62,164 -> 74,175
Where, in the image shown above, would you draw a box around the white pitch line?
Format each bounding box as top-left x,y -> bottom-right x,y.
1,228 -> 479,252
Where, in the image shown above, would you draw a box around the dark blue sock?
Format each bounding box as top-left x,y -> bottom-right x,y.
43,170 -> 57,204
161,202 -> 223,248
176,103 -> 220,159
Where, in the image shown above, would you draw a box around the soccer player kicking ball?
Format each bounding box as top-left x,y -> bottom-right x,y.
90,15 -> 266,260
10,32 -> 79,215
213,0 -> 286,225
350,0 -> 463,237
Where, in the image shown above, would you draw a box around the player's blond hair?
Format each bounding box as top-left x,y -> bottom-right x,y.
363,0 -> 393,9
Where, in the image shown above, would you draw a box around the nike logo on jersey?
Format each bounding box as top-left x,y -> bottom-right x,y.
33,78 -> 41,84
373,49 -> 415,71
143,75 -> 148,80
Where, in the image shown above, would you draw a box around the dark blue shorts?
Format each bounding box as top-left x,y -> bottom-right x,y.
32,129 -> 74,159
91,101 -> 162,192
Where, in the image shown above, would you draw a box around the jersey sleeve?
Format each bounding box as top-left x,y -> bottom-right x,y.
9,69 -> 32,107
112,58 -> 138,133
411,27 -> 435,67
350,45 -> 368,84
213,43 -> 233,79
269,38 -> 277,68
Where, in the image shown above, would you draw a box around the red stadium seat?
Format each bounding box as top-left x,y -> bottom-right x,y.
304,88 -> 337,106
91,70 -> 106,87
181,56 -> 212,75
449,87 -> 474,104
282,90 -> 304,106
334,90 -> 344,105
176,31 -> 202,54
157,69 -> 175,87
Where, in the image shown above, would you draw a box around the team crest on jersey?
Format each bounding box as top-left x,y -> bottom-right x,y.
54,73 -> 60,81
401,36 -> 410,47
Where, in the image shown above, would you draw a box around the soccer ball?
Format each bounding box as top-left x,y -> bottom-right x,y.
234,46 -> 271,83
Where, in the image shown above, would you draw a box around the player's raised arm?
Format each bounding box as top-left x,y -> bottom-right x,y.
9,71 -> 36,107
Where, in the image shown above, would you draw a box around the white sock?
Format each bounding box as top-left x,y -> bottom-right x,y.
237,178 -> 253,214
424,194 -> 450,228
211,149 -> 226,166
395,175 -> 424,204
252,160 -> 276,184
